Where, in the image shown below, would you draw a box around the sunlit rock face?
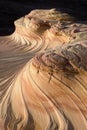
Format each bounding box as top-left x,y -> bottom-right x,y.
0,9 -> 87,130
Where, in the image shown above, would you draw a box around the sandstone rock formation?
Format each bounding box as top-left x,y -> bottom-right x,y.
0,9 -> 87,130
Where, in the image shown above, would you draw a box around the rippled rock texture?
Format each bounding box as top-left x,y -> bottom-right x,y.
0,9 -> 87,130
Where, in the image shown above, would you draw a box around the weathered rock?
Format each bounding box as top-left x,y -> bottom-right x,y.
0,9 -> 87,130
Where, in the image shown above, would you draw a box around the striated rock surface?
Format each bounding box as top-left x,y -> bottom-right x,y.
0,9 -> 87,130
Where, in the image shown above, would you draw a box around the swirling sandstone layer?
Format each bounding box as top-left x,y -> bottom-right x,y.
0,9 -> 87,130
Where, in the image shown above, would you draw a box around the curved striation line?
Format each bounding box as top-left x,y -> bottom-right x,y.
0,9 -> 87,130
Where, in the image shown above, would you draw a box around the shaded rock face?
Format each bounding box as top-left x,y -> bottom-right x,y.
0,9 -> 87,130
0,0 -> 87,35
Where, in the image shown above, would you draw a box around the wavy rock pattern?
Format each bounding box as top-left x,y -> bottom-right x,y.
0,9 -> 87,130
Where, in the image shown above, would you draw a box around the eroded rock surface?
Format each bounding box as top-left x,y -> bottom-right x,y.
0,9 -> 87,130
